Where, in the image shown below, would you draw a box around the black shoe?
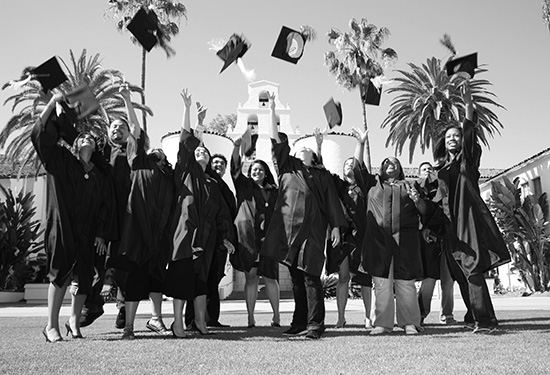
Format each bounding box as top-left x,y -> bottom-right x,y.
305,330 -> 322,340
115,307 -> 126,329
207,321 -> 230,328
282,326 -> 308,336
65,322 -> 84,339
79,309 -> 104,328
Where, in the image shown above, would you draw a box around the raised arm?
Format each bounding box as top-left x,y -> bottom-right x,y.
351,127 -> 369,170
268,92 -> 281,143
313,127 -> 324,165
38,92 -> 65,128
463,80 -> 474,122
180,88 -> 192,133
120,84 -> 140,140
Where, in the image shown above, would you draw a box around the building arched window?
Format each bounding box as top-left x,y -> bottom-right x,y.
258,90 -> 269,107
247,114 -> 258,133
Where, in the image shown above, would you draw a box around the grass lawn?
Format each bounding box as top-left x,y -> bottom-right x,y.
0,307 -> 549,374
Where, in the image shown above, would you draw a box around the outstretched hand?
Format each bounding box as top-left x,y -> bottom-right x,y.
196,101 -> 208,124
268,91 -> 276,110
351,127 -> 368,143
180,88 -> 192,108
313,127 -> 324,146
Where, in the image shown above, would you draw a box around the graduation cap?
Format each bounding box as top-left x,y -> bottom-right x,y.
323,97 -> 343,129
64,84 -> 100,120
127,7 -> 161,52
360,80 -> 382,106
216,34 -> 250,74
31,56 -> 68,92
445,52 -> 477,78
271,26 -> 306,64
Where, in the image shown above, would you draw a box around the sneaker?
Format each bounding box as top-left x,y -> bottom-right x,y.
472,326 -> 497,334
370,326 -> 391,335
305,330 -> 322,340
121,326 -> 135,340
440,316 -> 458,325
115,307 -> 126,329
146,319 -> 170,335
282,326 -> 308,336
404,325 -> 419,335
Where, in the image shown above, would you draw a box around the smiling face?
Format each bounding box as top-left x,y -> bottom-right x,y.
211,156 -> 227,177
343,158 -> 355,179
381,157 -> 402,179
194,146 -> 210,167
76,134 -> 96,153
445,127 -> 463,154
250,162 -> 266,186
109,119 -> 130,144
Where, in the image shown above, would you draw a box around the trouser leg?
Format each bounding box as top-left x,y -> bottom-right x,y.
303,271 -> 325,333
288,266 -> 307,329
418,278 -> 436,320
395,278 -> 421,327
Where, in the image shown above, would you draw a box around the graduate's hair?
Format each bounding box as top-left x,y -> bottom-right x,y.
379,157 -> 405,181
433,125 -> 463,169
247,159 -> 277,188
211,153 -> 228,166
72,132 -> 98,155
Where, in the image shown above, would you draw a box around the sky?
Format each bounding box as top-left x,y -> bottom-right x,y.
1,0 -> 549,170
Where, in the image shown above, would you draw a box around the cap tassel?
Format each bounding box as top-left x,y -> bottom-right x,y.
236,58 -> 256,82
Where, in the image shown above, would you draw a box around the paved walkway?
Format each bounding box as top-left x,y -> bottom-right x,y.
1,294 -> 549,318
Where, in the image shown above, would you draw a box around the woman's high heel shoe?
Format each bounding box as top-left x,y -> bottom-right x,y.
170,323 -> 187,339
43,326 -> 63,343
65,322 -> 83,339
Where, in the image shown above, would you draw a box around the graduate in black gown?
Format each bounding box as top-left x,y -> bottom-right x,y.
432,81 -> 510,333
112,86 -> 175,340
33,92 -> 116,342
164,89 -> 235,337
314,129 -> 372,329
262,93 -> 347,340
231,132 -> 280,328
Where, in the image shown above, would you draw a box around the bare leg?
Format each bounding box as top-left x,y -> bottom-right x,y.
68,294 -> 86,336
172,298 -> 186,336
244,268 -> 259,327
336,257 -> 350,328
125,300 -> 139,330
149,292 -> 164,322
45,280 -> 69,341
194,294 -> 208,334
264,276 -> 280,325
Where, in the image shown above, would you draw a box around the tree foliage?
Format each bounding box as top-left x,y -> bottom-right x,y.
0,49 -> 151,172
488,176 -> 550,292
381,57 -> 504,163
206,113 -> 236,135
543,0 -> 550,32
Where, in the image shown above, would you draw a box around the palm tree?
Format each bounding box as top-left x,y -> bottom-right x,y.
381,57 -> 504,163
0,49 -> 151,173
105,0 -> 187,131
544,0 -> 550,33
325,18 -> 398,170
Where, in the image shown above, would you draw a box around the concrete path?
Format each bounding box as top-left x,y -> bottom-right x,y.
1,294 -> 549,318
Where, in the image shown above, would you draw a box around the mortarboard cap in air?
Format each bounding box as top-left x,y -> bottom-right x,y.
445,52 -> 477,78
127,7 -> 160,52
65,84 -> 100,120
216,34 -> 250,74
323,97 -> 343,129
31,56 -> 68,93
271,26 -> 306,64
360,80 -> 382,106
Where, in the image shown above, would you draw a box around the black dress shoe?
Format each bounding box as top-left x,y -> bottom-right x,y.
207,321 -> 230,328
79,309 -> 104,328
115,307 -> 126,329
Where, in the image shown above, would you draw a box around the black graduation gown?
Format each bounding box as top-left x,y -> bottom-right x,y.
414,175 -> 446,279
355,165 -> 423,280
31,111 -> 117,294
116,132 -> 175,281
231,158 -> 278,276
169,129 -> 234,283
436,118 -> 510,277
261,135 -> 347,277
325,172 -> 368,276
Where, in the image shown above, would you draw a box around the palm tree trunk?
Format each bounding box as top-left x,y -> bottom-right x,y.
360,92 -> 372,171
141,47 -> 147,132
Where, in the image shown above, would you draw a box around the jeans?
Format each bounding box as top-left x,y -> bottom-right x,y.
288,267 -> 325,333
372,259 -> 420,329
418,256 -> 455,320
